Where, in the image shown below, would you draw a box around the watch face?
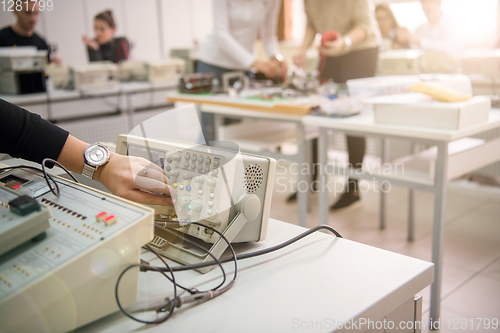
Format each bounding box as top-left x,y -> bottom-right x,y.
84,145 -> 110,167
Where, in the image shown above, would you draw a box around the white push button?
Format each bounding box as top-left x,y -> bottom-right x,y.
206,179 -> 216,187
209,193 -> 215,199
172,154 -> 181,162
183,173 -> 193,180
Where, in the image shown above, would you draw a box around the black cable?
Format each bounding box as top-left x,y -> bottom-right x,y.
145,240 -> 226,294
147,224 -> 342,273
0,165 -> 60,197
42,158 -> 80,183
115,262 -> 177,324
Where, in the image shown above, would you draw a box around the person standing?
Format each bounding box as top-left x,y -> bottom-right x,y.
294,0 -> 380,211
196,0 -> 287,142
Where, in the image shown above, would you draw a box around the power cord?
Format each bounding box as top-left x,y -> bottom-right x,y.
115,223 -> 342,325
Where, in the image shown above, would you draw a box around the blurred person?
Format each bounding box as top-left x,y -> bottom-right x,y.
375,3 -> 410,49
293,0 -> 380,211
0,1 -> 61,64
1,98 -> 172,206
196,0 -> 287,142
396,0 -> 463,57
82,10 -> 130,63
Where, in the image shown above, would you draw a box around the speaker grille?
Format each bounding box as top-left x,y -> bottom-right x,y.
243,164 -> 263,193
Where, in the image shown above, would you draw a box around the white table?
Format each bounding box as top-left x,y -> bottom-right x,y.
76,219 -> 433,333
167,92 -> 317,227
302,109 -> 500,326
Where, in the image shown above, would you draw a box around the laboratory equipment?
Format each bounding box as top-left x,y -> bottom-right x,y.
115,134 -> 276,273
70,61 -> 118,90
0,167 -> 155,333
0,46 -> 48,94
462,49 -> 500,77
179,73 -> 215,94
117,60 -> 148,82
378,50 -> 422,76
147,58 -> 185,83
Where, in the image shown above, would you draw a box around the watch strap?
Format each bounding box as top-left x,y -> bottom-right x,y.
82,162 -> 97,180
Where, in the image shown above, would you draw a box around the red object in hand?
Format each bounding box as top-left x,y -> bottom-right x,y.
319,30 -> 338,76
321,30 -> 338,48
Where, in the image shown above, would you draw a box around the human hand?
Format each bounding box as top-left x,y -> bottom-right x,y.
82,35 -> 99,50
51,55 -> 62,66
94,153 -> 173,206
293,51 -> 306,68
252,60 -> 277,78
271,56 -> 288,80
319,35 -> 345,57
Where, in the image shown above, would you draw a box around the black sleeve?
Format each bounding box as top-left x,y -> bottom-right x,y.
87,46 -> 103,62
0,98 -> 69,164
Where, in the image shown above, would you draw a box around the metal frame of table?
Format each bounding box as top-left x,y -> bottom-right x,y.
303,109 -> 500,327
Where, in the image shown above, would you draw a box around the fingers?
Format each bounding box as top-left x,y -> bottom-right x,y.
134,176 -> 172,195
124,190 -> 174,206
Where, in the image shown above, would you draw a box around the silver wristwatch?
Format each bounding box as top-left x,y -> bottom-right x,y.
343,36 -> 352,51
82,143 -> 110,180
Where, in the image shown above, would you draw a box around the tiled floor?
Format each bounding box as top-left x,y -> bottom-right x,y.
271,160 -> 500,332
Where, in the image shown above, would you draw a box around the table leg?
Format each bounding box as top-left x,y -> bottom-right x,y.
408,142 -> 419,242
297,122 -> 308,227
318,127 -> 329,226
430,141 -> 448,329
306,137 -> 313,212
380,138 -> 390,230
213,113 -> 224,142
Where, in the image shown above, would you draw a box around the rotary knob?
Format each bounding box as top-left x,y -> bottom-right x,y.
171,154 -> 181,162
182,173 -> 193,180
177,197 -> 190,209
195,176 -> 205,184
189,200 -> 203,212
168,170 -> 179,178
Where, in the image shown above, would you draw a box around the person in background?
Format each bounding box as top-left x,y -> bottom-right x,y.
196,0 -> 287,142
396,0 -> 464,57
82,10 -> 130,64
375,3 -> 410,50
1,98 -> 172,207
294,0 -> 380,211
0,2 -> 61,64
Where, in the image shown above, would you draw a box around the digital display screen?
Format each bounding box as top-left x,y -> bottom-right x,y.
128,144 -> 166,169
0,175 -> 28,190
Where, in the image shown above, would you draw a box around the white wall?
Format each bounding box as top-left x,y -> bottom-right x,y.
0,0 -> 214,65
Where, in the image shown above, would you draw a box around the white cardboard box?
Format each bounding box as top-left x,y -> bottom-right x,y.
371,93 -> 491,130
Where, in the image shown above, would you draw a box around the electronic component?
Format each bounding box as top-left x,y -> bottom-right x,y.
0,46 -> 48,94
117,60 -> 148,82
0,167 -> 154,332
179,73 -> 215,94
378,50 -> 422,76
70,61 -> 118,90
116,134 -> 276,273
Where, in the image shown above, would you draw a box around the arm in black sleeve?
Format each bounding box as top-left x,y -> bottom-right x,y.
87,46 -> 103,62
0,98 -> 69,164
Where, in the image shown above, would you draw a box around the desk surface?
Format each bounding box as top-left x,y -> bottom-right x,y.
303,109 -> 500,142
77,219 -> 433,333
167,92 -> 316,117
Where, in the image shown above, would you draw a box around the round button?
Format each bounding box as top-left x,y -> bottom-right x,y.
172,154 -> 181,162
166,166 -> 172,172
212,169 -> 218,175
190,164 -> 196,169
198,190 -> 203,195
204,167 -> 210,173
191,156 -> 197,162
194,176 -> 205,184
185,153 -> 190,160
168,170 -> 179,178
206,179 -> 216,187
184,162 -> 189,168
197,165 -> 203,171
167,157 -> 173,163
213,160 -> 220,167
186,186 -> 192,192
205,158 -> 211,165
177,197 -> 190,208
198,157 -> 204,164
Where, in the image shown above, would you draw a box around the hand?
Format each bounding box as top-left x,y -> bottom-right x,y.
94,153 -> 173,206
51,55 -> 62,66
252,60 -> 277,78
82,35 -> 99,50
271,56 -> 288,79
293,51 -> 306,68
319,35 -> 345,57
